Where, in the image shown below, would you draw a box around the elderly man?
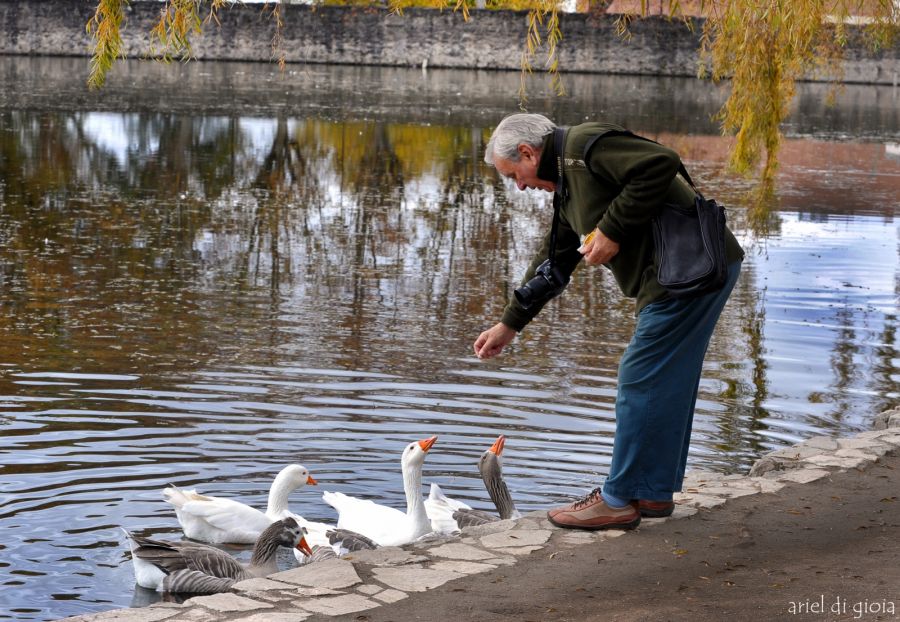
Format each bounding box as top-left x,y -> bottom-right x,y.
474,113 -> 744,530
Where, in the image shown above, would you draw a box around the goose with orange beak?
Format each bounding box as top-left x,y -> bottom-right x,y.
123,517 -> 312,594
426,435 -> 521,533
323,436 -> 438,547
162,464 -> 318,544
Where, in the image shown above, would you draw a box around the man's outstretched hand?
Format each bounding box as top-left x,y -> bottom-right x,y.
473,322 -> 517,359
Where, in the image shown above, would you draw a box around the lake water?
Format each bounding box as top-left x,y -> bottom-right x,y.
0,57 -> 898,620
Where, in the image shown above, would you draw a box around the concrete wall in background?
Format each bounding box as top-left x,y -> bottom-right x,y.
0,1 -> 897,84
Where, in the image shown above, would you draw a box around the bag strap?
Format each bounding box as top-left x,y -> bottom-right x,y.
547,126 -> 568,268
583,129 -> 702,198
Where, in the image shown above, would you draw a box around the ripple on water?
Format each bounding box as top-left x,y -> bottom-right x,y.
1,60 -> 898,621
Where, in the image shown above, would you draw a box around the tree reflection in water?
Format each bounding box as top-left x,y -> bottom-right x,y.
0,59 -> 897,622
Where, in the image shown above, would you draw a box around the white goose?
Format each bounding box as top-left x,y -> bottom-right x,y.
322,436 -> 437,547
162,464 -> 317,544
426,435 -> 521,534
122,517 -> 313,594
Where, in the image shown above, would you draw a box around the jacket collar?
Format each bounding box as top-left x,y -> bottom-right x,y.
536,131 -> 559,184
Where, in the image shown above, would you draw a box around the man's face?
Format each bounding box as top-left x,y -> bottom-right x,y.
493,144 -> 556,193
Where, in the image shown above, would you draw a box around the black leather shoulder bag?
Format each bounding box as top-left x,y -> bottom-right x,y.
583,130 -> 728,299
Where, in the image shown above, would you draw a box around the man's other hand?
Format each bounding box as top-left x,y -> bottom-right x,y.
578,228 -> 619,265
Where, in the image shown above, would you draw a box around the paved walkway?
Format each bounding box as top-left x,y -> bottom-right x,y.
63,409 -> 900,622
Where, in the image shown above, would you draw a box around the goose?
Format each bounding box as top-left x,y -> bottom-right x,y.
322,436 -> 437,547
426,435 -> 521,533
303,530 -> 379,563
289,519 -> 379,565
122,517 -> 313,594
162,464 -> 317,544
325,527 -> 379,552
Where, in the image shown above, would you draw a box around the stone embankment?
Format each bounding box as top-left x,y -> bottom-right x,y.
61,407 -> 900,622
0,1 -> 897,84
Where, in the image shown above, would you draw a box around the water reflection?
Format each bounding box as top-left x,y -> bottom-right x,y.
0,57 -> 898,621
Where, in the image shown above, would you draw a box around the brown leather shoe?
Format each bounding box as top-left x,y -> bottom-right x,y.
547,488 -> 641,531
638,499 -> 675,518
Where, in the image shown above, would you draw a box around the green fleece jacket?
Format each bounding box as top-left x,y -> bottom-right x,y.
500,122 -> 744,332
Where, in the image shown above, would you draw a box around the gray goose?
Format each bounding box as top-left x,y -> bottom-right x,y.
290,518 -> 381,565
426,435 -> 521,533
123,516 -> 312,593
306,530 -> 379,563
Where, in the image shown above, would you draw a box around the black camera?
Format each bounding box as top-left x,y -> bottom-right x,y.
513,259 -> 570,309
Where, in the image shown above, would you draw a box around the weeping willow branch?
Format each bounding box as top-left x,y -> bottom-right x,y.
389,0 -> 470,20
696,0 -> 897,214
519,1 -> 566,104
149,0 -> 230,62
266,3 -> 286,70
86,0 -> 126,89
88,0 -> 230,88
545,4 -> 566,96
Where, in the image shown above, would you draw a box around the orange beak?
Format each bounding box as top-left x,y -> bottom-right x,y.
295,536 -> 313,557
489,435 -> 506,456
306,475 -> 318,486
418,436 -> 438,452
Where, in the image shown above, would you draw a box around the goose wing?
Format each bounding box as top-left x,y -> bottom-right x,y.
161,569 -> 236,594
327,528 -> 379,553
176,545 -> 247,579
163,485 -> 271,544
452,508 -> 500,528
424,482 -> 472,534
426,482 -> 472,511
322,491 -> 409,545
127,534 -> 192,574
129,533 -> 245,579
308,545 -> 338,563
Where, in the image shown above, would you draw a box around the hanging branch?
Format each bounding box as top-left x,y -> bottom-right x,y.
86,0 -> 126,89
519,0 -> 565,105
265,3 -> 286,70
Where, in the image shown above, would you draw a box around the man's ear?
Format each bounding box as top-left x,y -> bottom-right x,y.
518,143 -> 539,161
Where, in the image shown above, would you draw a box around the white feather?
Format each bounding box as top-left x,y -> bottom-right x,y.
424,482 -> 470,535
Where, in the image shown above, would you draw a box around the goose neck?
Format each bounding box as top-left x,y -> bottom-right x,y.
249,530 -> 282,570
402,461 -> 427,525
266,474 -> 293,517
485,473 -> 519,520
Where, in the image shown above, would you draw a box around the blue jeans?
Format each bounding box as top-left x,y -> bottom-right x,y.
602,261 -> 742,502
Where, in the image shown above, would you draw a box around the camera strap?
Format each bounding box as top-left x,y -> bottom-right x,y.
548,127 -> 569,268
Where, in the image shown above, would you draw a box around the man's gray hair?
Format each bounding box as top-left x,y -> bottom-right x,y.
484,113 -> 556,166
